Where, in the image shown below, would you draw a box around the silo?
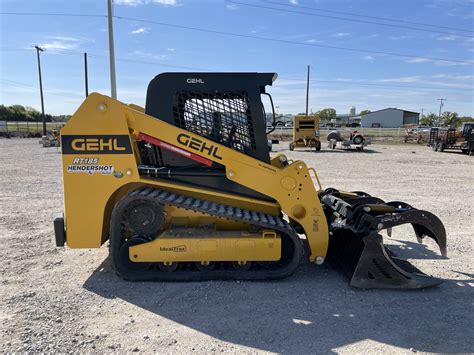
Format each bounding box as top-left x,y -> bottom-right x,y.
349,106 -> 356,116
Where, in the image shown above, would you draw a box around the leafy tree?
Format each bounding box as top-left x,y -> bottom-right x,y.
0,104 -> 69,122
420,113 -> 437,126
441,111 -> 459,127
458,116 -> 474,127
359,110 -> 371,115
317,108 -> 336,121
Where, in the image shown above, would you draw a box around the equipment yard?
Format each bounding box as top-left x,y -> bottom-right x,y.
1,139 -> 473,353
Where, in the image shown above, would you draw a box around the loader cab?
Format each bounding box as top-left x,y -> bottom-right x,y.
145,72 -> 277,163
141,72 -> 278,200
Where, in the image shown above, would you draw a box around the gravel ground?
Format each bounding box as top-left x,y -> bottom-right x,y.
1,138 -> 473,354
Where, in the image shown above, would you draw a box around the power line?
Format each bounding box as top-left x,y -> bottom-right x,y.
1,11 -> 472,63
0,12 -> 105,18
279,77 -> 473,93
264,0 -> 474,34
231,1 -> 474,39
2,49 -> 472,93
114,15 -> 473,64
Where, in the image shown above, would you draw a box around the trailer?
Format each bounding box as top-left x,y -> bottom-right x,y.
429,123 -> 474,155
327,130 -> 369,151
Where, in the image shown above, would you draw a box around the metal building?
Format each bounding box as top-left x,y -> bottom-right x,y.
358,108 -> 419,128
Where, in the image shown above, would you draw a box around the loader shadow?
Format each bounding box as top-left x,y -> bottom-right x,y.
385,239 -> 447,260
83,258 -> 473,353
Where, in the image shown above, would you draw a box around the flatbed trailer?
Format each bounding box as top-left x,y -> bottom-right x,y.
429,126 -> 474,155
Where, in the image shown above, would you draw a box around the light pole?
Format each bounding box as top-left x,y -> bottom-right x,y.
107,0 -> 117,99
305,65 -> 310,117
35,45 -> 46,136
437,98 -> 446,127
84,52 -> 89,97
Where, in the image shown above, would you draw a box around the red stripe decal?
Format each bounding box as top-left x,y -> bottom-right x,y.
137,132 -> 213,167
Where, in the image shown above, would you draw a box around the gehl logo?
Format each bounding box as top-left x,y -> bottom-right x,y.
186,78 -> 205,84
72,138 -> 125,152
177,133 -> 223,160
160,245 -> 187,252
62,135 -> 132,155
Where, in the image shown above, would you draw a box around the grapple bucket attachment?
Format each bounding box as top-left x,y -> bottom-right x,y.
320,189 -> 447,289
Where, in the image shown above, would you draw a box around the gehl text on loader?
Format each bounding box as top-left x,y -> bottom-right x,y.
54,72 -> 447,289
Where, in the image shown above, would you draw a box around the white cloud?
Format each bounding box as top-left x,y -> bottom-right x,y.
166,48 -> 175,51
437,35 -> 457,41
131,27 -> 149,35
40,41 -> 76,50
226,4 -> 239,10
130,50 -> 167,60
38,35 -> 92,52
332,32 -> 350,38
48,36 -> 81,42
389,35 -> 409,40
431,74 -> 474,80
289,0 -> 299,4
154,0 -> 178,4
405,58 -> 432,63
433,60 -> 471,67
115,0 -> 179,6
364,55 -> 374,62
377,76 -> 421,83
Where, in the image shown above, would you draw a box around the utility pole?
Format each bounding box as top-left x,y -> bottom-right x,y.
84,52 -> 89,97
107,0 -> 117,99
305,65 -> 310,117
34,45 -> 46,136
437,98 -> 446,127
420,108 -> 424,125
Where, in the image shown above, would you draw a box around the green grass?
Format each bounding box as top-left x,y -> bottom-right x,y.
1,122 -> 65,133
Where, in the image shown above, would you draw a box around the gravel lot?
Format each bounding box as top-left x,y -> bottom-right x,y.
1,138 -> 473,353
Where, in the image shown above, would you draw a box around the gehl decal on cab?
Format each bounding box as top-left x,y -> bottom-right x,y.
176,133 -> 223,160
62,135 -> 132,155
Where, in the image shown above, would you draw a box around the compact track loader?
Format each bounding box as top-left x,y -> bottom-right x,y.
55,72 -> 447,288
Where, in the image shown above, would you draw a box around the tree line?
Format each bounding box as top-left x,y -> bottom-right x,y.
0,105 -> 70,122
315,107 -> 472,128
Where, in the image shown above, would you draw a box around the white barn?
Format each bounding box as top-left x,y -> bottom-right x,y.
358,108 -> 419,128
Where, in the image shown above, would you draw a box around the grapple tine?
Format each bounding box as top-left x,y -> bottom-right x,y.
378,209 -> 447,257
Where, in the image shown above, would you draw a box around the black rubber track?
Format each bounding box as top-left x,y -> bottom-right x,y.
109,187 -> 303,281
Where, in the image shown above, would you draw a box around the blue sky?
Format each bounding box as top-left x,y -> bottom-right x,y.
1,0 -> 473,116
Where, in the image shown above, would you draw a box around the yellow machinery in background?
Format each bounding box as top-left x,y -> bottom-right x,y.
54,72 -> 447,288
289,114 -> 321,151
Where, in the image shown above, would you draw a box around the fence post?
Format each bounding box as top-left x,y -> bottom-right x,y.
27,121 -> 29,133
16,122 -> 19,132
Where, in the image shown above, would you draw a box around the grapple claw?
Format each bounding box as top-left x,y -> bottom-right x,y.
378,209 -> 447,257
320,189 -> 447,289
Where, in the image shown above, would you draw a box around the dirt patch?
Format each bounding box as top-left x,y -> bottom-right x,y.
1,139 -> 473,353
